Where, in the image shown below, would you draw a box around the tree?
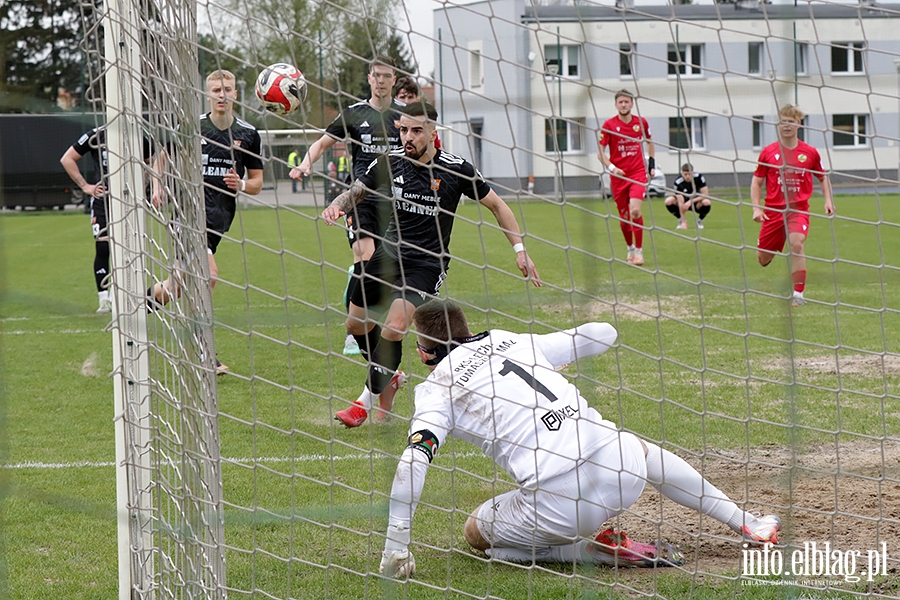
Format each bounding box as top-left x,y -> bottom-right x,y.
0,0 -> 95,112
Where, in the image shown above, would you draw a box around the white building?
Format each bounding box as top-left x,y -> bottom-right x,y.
433,0 -> 900,193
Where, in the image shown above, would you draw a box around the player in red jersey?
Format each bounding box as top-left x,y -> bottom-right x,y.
597,89 -> 656,266
750,105 -> 834,307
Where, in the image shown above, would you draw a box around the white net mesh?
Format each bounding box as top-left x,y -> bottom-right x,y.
89,0 -> 900,598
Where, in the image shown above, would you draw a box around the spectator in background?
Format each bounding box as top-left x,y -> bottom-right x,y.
287,148 -> 300,193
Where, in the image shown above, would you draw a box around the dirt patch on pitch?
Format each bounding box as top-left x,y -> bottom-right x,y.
599,439 -> 900,591
543,297 -> 699,323
760,354 -> 900,377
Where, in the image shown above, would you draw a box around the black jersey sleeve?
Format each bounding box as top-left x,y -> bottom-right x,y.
325,112 -> 351,141
696,173 -> 708,189
357,155 -> 387,193
72,128 -> 99,157
460,162 -> 492,201
244,131 -> 264,170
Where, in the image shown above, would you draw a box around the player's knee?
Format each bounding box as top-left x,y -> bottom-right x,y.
789,239 -> 805,255
464,511 -> 490,551
381,319 -> 408,341
664,196 -> 676,206
757,251 -> 773,267
630,207 -> 642,220
345,316 -> 368,336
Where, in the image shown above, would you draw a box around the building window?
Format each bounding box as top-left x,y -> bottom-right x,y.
669,116 -> 706,150
544,117 -> 584,153
668,43 -> 703,76
795,42 -> 808,75
469,49 -> 483,88
748,42 -> 762,75
831,42 -> 865,74
752,115 -> 763,149
544,44 -> 580,78
833,114 -> 867,147
798,116 -> 808,143
619,43 -> 634,76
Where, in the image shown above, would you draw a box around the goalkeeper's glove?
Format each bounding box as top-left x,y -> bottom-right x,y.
380,549 -> 416,578
647,156 -> 656,173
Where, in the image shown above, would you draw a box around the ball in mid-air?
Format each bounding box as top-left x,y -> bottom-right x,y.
256,63 -> 307,116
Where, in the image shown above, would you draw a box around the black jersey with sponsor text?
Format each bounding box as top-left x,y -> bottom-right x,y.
358,148 -> 492,270
325,100 -> 403,197
200,113 -> 263,233
673,172 -> 708,198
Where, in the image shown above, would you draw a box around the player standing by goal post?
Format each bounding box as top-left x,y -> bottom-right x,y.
597,89 -> 656,267
750,105 -> 834,307
378,299 -> 782,577
321,101 -> 541,428
148,69 -> 264,374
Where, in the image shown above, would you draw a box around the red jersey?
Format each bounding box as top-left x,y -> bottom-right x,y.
599,115 -> 651,179
754,141 -> 824,209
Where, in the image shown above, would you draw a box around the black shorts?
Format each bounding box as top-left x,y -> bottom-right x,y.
90,196 -> 108,239
345,198 -> 390,248
348,249 -> 446,311
207,230 -> 223,254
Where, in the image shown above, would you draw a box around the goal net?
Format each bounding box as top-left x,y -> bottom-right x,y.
90,0 -> 899,598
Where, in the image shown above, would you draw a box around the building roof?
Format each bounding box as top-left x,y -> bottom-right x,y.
522,2 -> 900,23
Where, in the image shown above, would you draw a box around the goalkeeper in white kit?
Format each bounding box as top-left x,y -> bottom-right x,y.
380,299 -> 781,577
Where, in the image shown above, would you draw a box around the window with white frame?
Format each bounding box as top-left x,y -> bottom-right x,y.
544,117 -> 584,153
833,114 -> 867,147
831,42 -> 865,74
619,43 -> 634,77
795,42 -> 808,75
544,44 -> 580,78
469,48 -> 483,88
669,116 -> 706,150
748,42 -> 763,75
752,115 -> 764,149
668,43 -> 703,76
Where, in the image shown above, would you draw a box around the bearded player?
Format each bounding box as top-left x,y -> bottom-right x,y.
597,89 -> 656,266
750,105 -> 834,307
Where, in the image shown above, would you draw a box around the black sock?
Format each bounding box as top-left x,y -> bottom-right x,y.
344,261 -> 363,310
697,204 -> 711,220
352,324 -> 381,362
94,240 -> 110,291
665,202 -> 680,218
367,338 -> 402,395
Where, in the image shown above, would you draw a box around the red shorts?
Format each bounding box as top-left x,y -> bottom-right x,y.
610,176 -> 647,211
757,206 -> 810,253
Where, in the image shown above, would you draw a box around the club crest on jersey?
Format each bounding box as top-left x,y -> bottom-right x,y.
633,124 -> 641,132
798,154 -> 808,163
394,120 -> 401,128
431,179 -> 441,191
775,153 -> 781,161
233,140 -> 242,148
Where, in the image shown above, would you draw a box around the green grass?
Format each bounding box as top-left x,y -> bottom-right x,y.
2,195 -> 898,599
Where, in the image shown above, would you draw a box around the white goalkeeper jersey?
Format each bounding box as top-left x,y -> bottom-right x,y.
409,323 -> 620,489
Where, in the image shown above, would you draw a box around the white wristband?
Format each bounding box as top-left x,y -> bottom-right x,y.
512,242 -> 526,254
240,180 -> 246,192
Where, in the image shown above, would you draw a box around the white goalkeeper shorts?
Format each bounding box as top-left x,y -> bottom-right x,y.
473,432 -> 646,549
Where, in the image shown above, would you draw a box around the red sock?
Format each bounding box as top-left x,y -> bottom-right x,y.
792,270 -> 806,293
632,215 -> 644,248
618,208 -> 633,246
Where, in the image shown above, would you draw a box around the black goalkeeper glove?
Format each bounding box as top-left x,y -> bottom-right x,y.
648,156 -> 656,173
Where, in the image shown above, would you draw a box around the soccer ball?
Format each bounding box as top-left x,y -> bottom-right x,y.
256,63 -> 307,116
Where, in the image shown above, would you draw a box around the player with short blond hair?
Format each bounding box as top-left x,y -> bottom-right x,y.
750,105 -> 834,306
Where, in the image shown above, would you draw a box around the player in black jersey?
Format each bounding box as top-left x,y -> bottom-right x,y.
148,69 -> 263,375
321,101 -> 542,428
665,164 -> 711,230
61,125 -> 154,314
290,55 -> 404,355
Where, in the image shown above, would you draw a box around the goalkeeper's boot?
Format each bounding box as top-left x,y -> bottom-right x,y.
741,514 -> 781,545
335,401 -> 368,428
631,248 -> 645,266
587,528 -> 684,568
215,359 -> 230,376
375,371 -> 407,423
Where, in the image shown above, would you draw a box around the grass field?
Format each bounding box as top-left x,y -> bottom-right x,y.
2,194 -> 899,599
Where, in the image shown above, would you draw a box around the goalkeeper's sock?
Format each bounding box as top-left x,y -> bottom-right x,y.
485,544 -> 581,564
645,443 -> 741,528
792,269 -> 807,294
